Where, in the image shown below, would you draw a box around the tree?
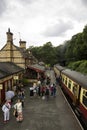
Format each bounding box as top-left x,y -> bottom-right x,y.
29,42 -> 58,66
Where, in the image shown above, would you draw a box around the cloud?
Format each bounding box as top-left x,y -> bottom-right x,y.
18,0 -> 36,4
0,0 -> 7,15
43,20 -> 73,37
81,0 -> 87,5
0,0 -> 87,48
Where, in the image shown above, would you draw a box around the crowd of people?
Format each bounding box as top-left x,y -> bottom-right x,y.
29,77 -> 57,100
1,75 -> 57,124
2,85 -> 25,123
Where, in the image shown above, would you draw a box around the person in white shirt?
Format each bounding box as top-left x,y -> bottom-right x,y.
14,99 -> 23,122
33,83 -> 37,97
2,100 -> 11,123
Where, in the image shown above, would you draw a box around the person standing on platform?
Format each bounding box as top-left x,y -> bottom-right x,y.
33,83 -> 37,97
29,86 -> 34,97
13,99 -> 23,122
2,100 -> 11,123
18,89 -> 25,108
37,79 -> 41,97
50,84 -> 54,96
53,83 -> 56,97
45,85 -> 50,100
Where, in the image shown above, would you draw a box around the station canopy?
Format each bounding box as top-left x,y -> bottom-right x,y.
27,64 -> 45,73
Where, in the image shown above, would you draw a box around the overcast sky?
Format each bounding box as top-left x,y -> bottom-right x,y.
0,0 -> 87,48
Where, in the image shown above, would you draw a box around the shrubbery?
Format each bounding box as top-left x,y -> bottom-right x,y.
67,60 -> 87,74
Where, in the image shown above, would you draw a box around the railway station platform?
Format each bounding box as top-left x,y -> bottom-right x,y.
0,70 -> 83,130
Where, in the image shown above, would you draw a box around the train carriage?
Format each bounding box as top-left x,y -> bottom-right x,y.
79,87 -> 87,125
54,64 -> 65,77
61,69 -> 87,126
54,64 -> 65,84
54,65 -> 87,126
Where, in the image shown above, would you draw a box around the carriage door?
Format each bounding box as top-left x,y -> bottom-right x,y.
72,83 -> 78,105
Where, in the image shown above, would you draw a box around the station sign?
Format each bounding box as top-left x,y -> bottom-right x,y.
13,76 -> 19,80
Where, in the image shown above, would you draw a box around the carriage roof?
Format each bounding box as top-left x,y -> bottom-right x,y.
54,64 -> 65,71
62,69 -> 87,89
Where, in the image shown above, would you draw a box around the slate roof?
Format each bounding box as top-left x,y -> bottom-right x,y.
14,46 -> 29,58
0,62 -> 24,79
14,45 -> 37,61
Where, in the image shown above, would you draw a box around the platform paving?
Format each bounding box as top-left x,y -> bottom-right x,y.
0,70 -> 83,130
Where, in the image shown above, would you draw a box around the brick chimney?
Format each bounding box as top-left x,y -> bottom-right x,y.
19,39 -> 26,49
6,28 -> 13,43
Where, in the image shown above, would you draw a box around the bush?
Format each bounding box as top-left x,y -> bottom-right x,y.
67,60 -> 87,74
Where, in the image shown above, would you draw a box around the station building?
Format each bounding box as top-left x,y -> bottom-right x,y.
0,28 -> 37,69
0,29 -> 37,104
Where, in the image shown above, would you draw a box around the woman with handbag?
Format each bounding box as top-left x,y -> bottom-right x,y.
13,99 -> 23,122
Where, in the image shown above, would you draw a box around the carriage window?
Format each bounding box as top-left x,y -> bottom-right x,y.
68,80 -> 71,89
83,90 -> 85,95
83,96 -> 87,107
62,77 -> 64,82
83,90 -> 87,97
86,92 -> 87,96
65,78 -> 67,85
